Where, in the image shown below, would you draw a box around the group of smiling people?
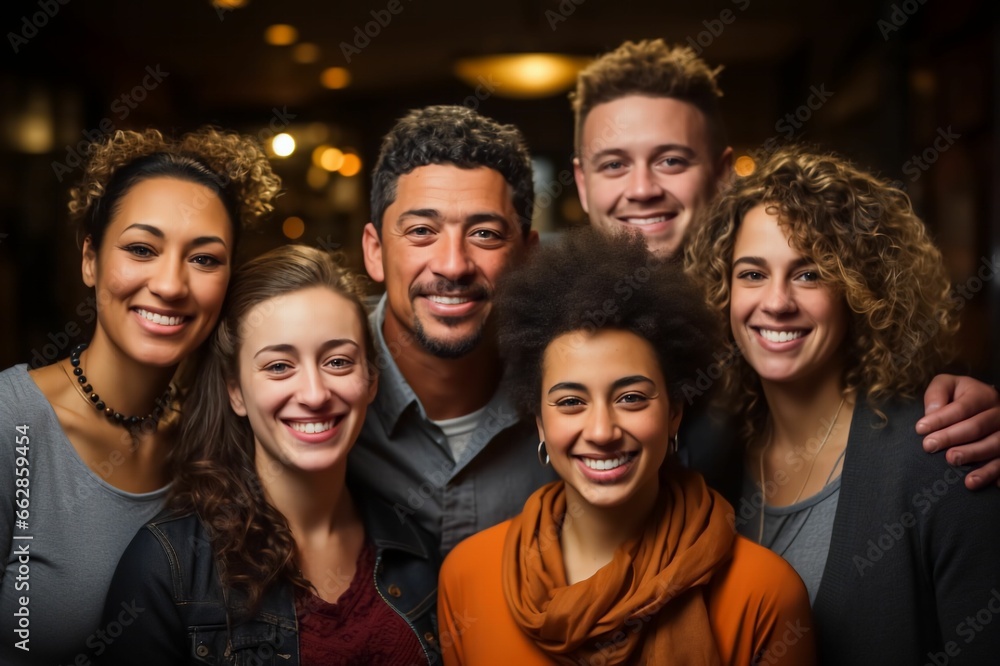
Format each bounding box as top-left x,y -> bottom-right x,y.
1,39 -> 999,666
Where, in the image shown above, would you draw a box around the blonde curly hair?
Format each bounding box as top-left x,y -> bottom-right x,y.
684,147 -> 957,438
68,126 -> 281,247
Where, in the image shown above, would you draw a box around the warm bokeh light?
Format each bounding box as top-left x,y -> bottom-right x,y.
454,54 -> 592,99
307,166 -> 330,189
282,216 -> 305,239
264,24 -> 298,46
734,155 -> 756,177
292,43 -> 320,64
271,133 -> 296,157
338,153 -> 362,177
320,67 -> 351,89
320,147 -> 345,172
211,0 -> 247,8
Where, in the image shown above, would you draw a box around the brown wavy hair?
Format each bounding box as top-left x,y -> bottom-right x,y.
68,127 -> 281,249
684,147 -> 957,439
167,244 -> 376,615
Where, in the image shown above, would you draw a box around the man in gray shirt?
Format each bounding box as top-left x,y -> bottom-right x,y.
348,106 -> 556,555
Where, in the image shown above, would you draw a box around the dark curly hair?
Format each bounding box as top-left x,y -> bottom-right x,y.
370,105 -> 534,235
684,147 -> 957,439
571,39 -> 727,158
496,227 -> 720,416
68,127 -> 281,250
167,245 -> 376,616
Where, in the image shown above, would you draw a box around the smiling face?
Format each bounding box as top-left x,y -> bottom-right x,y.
730,204 -> 850,388
82,176 -> 233,368
574,95 -> 730,258
537,328 -> 681,515
363,163 -> 536,358
227,286 -> 376,478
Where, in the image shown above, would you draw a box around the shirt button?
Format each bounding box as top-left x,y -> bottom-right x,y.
424,632 -> 437,644
387,583 -> 402,597
195,644 -> 210,657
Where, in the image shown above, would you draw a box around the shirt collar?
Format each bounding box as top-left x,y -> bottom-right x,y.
369,294 -> 423,435
368,294 -> 524,447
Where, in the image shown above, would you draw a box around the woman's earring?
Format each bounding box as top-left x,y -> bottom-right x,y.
537,440 -> 550,466
669,433 -> 679,455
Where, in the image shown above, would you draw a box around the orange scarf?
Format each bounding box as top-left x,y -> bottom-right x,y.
502,464 -> 735,665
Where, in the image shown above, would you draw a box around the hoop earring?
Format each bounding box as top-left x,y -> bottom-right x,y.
537,440 -> 550,466
669,433 -> 679,455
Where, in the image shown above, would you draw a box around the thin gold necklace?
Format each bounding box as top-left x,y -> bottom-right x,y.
757,397 -> 846,544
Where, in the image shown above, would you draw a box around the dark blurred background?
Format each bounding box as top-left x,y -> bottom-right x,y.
0,0 -> 997,382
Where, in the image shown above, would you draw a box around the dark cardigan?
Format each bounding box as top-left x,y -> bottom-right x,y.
695,397 -> 1000,665
811,397 -> 1000,665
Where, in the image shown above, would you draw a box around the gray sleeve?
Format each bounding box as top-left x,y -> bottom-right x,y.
0,372 -> 23,583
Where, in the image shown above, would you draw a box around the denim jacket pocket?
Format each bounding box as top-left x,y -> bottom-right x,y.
189,621 -> 296,666
189,625 -> 228,665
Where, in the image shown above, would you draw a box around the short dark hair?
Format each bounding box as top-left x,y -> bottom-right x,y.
496,227 -> 720,415
571,39 -> 727,158
369,105 -> 535,235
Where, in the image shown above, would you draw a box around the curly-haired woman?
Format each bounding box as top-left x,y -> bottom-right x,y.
438,228 -> 815,665
0,128 -> 280,664
685,148 -> 1000,665
100,245 -> 439,665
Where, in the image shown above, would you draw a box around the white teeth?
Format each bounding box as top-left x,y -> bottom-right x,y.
289,421 -> 334,434
428,295 -> 470,305
137,309 -> 184,326
624,215 -> 670,226
759,329 -> 804,343
582,454 -> 632,471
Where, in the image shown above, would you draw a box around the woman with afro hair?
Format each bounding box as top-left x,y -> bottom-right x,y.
438,227 -> 815,665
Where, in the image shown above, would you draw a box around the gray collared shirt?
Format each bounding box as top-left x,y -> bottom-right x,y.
348,295 -> 557,555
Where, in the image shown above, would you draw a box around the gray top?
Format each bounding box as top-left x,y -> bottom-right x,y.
738,472 -> 841,604
348,295 -> 557,555
0,364 -> 168,665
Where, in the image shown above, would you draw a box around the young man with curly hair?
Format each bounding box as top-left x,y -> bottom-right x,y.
350,106 -> 555,555
571,38 -> 1000,488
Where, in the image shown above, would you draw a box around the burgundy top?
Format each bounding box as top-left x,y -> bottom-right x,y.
296,539 -> 427,665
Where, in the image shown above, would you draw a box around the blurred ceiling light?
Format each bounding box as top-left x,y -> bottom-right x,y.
734,155 -> 756,177
282,216 -> 305,240
320,67 -> 351,90
292,43 -> 320,64
271,133 -> 296,157
454,53 -> 591,99
211,0 -> 247,9
265,24 -> 298,46
311,145 -> 331,168
319,147 -> 345,172
9,89 -> 54,154
339,153 -> 362,177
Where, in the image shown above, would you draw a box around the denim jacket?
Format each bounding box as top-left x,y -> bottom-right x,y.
98,492 -> 441,665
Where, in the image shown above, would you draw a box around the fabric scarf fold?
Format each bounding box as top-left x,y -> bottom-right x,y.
502,463 -> 735,665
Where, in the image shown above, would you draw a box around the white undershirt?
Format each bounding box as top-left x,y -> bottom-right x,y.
431,406 -> 486,462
